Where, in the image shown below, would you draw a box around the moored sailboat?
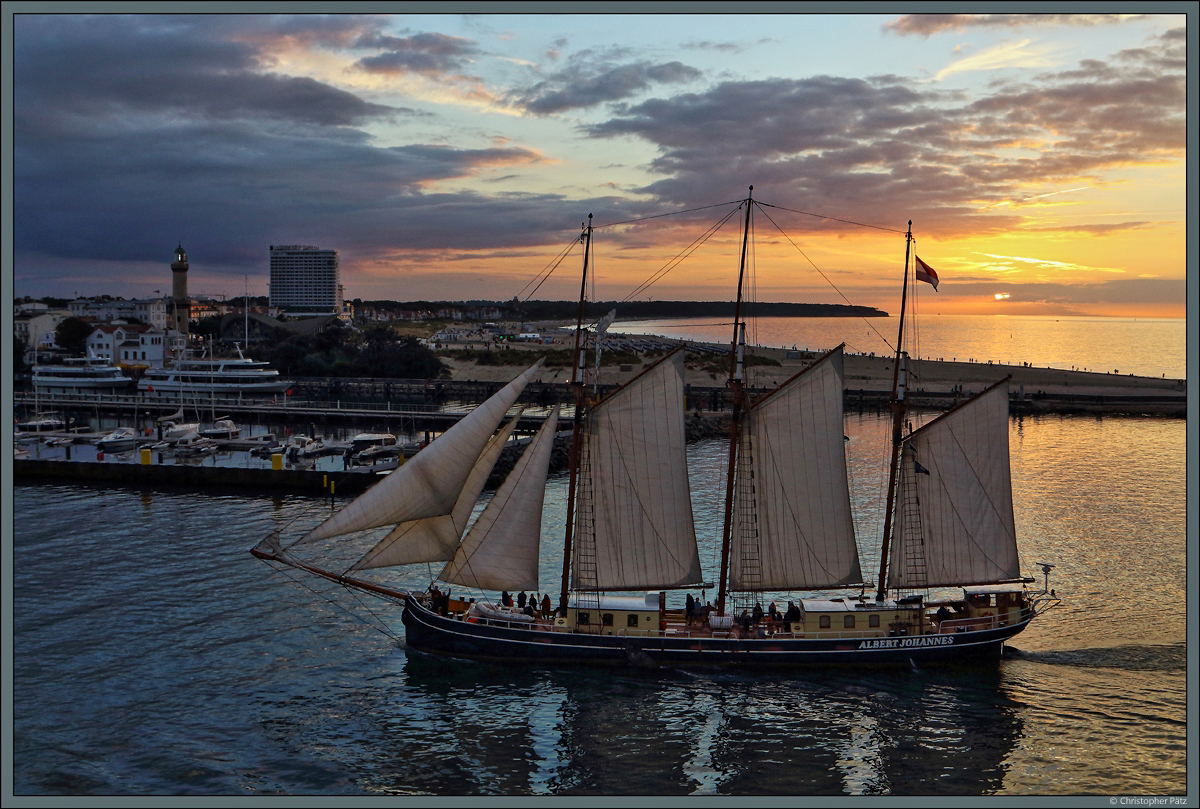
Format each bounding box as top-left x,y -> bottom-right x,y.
253,193 -> 1061,667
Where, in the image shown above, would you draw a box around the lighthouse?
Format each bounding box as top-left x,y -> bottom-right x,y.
170,244 -> 190,335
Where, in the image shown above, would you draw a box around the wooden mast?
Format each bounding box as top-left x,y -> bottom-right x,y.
558,215 -> 592,612
715,187 -> 754,617
875,221 -> 914,601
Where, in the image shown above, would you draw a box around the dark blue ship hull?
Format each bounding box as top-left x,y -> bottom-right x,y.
401,597 -> 1029,668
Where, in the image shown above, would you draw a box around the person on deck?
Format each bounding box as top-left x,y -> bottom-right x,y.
518,591 -> 527,610
541,593 -> 552,619
936,605 -> 951,628
685,594 -> 696,625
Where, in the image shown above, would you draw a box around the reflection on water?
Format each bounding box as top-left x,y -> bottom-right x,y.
618,315 -> 1187,380
12,411 -> 1186,796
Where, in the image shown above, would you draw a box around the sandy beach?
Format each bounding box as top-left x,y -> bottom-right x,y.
434,325 -> 1185,401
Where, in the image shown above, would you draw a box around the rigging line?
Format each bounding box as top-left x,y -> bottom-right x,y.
268,561 -> 402,641
755,203 -> 897,354
622,205 -> 744,302
594,199 -> 745,229
756,201 -> 906,234
516,236 -> 581,301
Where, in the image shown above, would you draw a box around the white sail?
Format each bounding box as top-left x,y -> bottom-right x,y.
439,406 -> 560,591
572,351 -> 703,591
887,380 -> 1019,589
728,345 -> 863,591
348,416 -> 521,570
298,360 -> 543,543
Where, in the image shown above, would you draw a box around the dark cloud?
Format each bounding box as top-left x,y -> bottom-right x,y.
15,15 -> 398,128
510,53 -> 702,115
354,32 -> 481,76
583,30 -> 1184,238
12,14 -> 602,290
884,14 -> 1150,37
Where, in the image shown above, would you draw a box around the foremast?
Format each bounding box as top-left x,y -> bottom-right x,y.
877,222 -> 914,601
716,187 -> 755,617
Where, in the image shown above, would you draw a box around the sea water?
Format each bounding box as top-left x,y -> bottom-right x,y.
616,314 -> 1187,380
11,408 -> 1187,796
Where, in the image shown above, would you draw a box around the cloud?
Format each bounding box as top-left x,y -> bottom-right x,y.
14,15 -> 399,128
933,39 -> 1061,80
1019,221 -> 1155,235
11,16 -> 1186,303
583,29 -> 1184,237
885,14 -> 1149,37
509,52 -> 702,115
11,14 -> 596,287
353,31 -> 482,77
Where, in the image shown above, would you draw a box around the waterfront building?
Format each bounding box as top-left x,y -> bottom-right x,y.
69,297 -> 169,330
87,323 -> 168,370
14,309 -> 73,363
269,245 -> 342,317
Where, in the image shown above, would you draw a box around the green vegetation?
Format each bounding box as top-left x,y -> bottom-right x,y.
53,317 -> 93,354
686,350 -> 781,377
261,321 -> 445,379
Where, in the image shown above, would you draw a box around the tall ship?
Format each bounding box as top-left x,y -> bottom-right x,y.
253,191 -> 1061,667
32,352 -> 133,392
138,345 -> 290,396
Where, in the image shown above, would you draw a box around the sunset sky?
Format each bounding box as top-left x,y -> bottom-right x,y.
8,10 -> 1190,317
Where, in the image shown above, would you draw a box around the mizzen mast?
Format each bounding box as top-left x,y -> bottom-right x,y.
876,221 -> 914,601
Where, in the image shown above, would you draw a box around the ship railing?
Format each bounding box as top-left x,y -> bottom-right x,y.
935,613 -> 1016,633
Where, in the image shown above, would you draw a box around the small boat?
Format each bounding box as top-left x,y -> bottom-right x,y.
199,418 -> 240,440
159,421 -> 201,442
96,427 -> 141,452
350,433 -> 397,451
249,435 -> 283,457
353,443 -> 402,464
254,192 -> 1062,668
15,413 -> 66,434
285,434 -> 326,460
173,435 -> 218,457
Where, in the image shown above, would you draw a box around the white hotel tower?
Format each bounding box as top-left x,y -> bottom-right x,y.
268,245 -> 342,316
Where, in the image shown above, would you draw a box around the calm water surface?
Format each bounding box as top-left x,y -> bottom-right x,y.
11,411 -> 1186,796
617,314 -> 1187,380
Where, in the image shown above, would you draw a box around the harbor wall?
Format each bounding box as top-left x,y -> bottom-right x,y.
13,458 -> 380,495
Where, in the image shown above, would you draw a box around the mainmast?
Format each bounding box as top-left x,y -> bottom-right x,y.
559,215 -> 592,612
715,187 -> 754,617
876,221 -> 914,601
